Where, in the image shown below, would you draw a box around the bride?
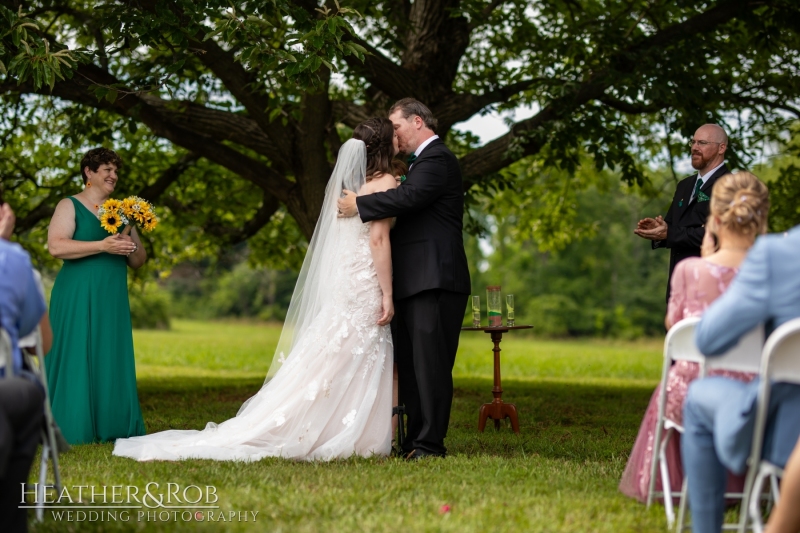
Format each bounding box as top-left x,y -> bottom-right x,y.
113,118 -> 400,461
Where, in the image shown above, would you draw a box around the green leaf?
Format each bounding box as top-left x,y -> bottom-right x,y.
165,59 -> 185,74
32,64 -> 41,89
43,62 -> 55,90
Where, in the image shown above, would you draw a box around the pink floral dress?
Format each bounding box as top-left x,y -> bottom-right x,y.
619,257 -> 756,502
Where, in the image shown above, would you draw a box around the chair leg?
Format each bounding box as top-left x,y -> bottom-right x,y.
748,468 -> 769,533
739,463 -> 760,533
676,476 -> 689,532
769,473 -> 781,507
648,420 -> 666,507
36,441 -> 49,523
660,428 -> 676,527
45,416 -> 63,493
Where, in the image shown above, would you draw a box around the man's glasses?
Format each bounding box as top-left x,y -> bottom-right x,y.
688,140 -> 722,148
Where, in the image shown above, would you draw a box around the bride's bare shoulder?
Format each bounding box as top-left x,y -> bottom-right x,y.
362,173 -> 398,195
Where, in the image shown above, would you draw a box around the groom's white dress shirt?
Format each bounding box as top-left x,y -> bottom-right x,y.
409,135 -> 439,169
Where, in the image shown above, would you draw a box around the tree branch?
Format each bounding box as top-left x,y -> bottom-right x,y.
14,199 -> 56,234
459,0 -> 766,188
727,94 -> 800,119
138,153 -> 200,200
138,95 -> 287,169
341,37 -> 427,101
331,100 -> 372,128
117,0 -> 294,158
1,63 -> 296,203
597,94 -> 664,114
188,34 -> 294,157
468,0 -> 509,30
208,194 -> 281,244
434,78 -> 554,132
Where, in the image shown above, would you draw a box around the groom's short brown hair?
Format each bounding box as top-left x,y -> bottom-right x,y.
388,98 -> 438,133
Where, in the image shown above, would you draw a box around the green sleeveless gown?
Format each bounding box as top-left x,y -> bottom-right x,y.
46,197 -> 146,444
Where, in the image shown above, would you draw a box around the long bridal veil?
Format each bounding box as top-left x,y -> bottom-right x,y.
112,137 -> 395,461
253,138 -> 367,398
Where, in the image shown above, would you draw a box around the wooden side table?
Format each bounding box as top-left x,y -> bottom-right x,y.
461,325 -> 533,434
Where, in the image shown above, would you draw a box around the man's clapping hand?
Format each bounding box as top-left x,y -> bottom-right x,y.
634,215 -> 668,241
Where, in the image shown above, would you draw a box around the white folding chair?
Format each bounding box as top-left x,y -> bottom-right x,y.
674,325 -> 764,532
738,317 -> 800,533
648,318 -> 764,531
1,327 -> 14,376
647,317 -> 705,528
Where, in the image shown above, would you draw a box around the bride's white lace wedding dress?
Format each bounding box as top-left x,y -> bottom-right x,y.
113,140 -> 393,461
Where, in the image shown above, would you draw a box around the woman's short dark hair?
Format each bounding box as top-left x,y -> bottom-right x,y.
80,147 -> 122,184
388,98 -> 438,132
353,118 -> 396,179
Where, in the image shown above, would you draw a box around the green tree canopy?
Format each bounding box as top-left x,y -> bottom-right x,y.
2,0 -> 800,268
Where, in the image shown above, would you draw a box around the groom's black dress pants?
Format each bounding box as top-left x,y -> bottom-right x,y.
393,289 -> 468,456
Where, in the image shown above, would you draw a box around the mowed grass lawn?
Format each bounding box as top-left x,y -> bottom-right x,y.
31,320 -> 670,532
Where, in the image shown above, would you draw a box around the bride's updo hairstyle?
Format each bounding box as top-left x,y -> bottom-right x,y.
353,118 -> 395,181
709,171 -> 769,237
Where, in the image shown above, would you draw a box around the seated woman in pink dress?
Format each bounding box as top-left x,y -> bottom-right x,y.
619,171 -> 770,503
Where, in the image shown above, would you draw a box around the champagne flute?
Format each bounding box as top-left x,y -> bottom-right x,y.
506,294 -> 515,327
472,296 -> 480,327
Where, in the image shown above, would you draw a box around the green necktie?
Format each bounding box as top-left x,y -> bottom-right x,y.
406,154 -> 417,165
692,178 -> 702,202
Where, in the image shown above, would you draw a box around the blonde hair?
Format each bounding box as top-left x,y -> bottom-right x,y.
709,171 -> 769,236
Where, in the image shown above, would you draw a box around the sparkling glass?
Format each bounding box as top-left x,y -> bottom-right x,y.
471,296 -> 480,327
487,286 -> 502,327
506,294 -> 515,327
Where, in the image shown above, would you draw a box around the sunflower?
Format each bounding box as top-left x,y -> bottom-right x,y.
100,211 -> 123,234
142,213 -> 158,232
121,197 -> 137,218
102,198 -> 123,213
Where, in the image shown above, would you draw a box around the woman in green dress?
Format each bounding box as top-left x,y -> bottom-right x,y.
46,147 -> 147,444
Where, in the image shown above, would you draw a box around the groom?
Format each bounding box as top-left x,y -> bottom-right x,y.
337,98 -> 471,459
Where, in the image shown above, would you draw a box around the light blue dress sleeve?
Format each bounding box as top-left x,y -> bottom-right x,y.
695,236 -> 771,355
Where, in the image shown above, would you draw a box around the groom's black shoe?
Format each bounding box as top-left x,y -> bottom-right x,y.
405,448 -> 445,461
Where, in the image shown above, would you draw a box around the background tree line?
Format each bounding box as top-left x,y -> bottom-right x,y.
2,0 -> 800,335
125,135 -> 798,337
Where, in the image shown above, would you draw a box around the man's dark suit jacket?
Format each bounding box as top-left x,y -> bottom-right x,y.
355,138 -> 471,300
654,163 -> 730,301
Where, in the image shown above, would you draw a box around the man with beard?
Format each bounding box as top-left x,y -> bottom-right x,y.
635,124 -> 729,302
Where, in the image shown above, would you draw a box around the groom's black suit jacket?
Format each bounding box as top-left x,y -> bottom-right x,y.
355,138 -> 471,300
654,163 -> 729,301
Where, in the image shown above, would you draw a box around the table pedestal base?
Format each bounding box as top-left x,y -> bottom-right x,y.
461,325 -> 532,435
478,400 -> 520,433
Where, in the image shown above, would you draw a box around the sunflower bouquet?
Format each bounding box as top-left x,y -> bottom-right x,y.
97,196 -> 159,235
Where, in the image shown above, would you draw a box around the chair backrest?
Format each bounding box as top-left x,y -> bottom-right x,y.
762,317 -> 800,384
704,325 -> 765,374
664,317 -> 704,365
0,326 -> 13,378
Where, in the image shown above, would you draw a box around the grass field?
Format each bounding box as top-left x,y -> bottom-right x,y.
29,320 -> 671,532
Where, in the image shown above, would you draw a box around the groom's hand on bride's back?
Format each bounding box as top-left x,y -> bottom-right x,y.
337,190 -> 358,218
